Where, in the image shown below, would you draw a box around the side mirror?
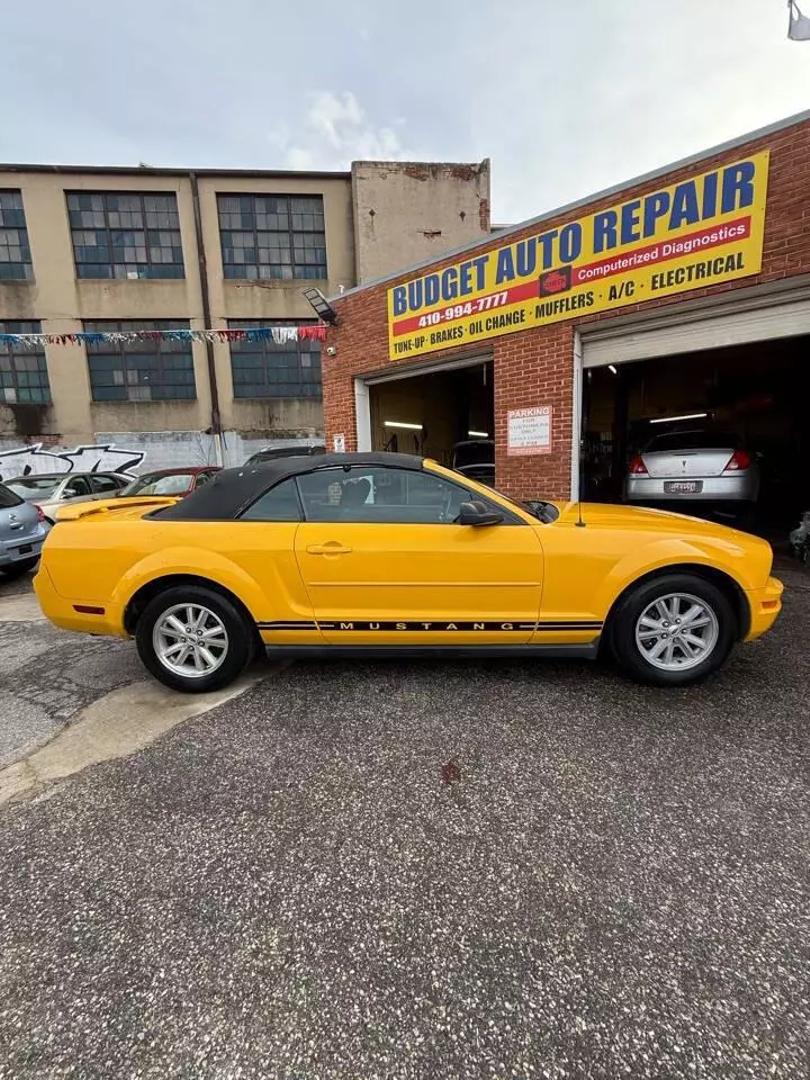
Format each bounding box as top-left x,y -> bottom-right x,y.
458,500 -> 504,526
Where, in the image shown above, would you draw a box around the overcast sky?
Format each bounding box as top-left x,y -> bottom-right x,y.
4,1 -> 809,222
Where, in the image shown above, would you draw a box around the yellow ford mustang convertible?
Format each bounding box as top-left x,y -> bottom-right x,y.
35,452 -> 782,693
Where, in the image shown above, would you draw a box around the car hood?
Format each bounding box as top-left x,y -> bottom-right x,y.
553,501 -> 752,540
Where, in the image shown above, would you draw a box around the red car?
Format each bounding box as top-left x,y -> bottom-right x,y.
117,467 -> 220,499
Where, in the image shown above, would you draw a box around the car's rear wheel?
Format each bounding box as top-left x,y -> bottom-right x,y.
1,556 -> 40,578
136,585 -> 253,693
609,573 -> 736,686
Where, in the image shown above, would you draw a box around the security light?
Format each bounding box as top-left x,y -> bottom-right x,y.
302,287 -> 338,324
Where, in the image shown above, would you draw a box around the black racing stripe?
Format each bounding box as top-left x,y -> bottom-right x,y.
257,621 -> 318,630
258,619 -> 603,632
536,623 -> 602,630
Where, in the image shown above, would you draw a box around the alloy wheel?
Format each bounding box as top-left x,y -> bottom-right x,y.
634,592 -> 719,671
153,603 -> 229,678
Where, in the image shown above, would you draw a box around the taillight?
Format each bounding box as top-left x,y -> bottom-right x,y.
723,450 -> 751,472
629,455 -> 648,475
35,504 -> 46,523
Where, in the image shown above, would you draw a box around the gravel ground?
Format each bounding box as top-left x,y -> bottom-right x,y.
0,564 -> 808,1079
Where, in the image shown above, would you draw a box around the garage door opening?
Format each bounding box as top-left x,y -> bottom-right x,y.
368,360 -> 494,479
581,334 -> 809,535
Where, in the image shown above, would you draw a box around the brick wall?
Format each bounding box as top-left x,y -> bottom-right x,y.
323,115 -> 810,500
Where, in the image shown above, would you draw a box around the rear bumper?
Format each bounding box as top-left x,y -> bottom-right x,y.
625,475 -> 756,502
0,527 -> 47,566
744,576 -> 783,641
33,563 -> 127,637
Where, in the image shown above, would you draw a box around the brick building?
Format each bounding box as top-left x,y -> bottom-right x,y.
321,110 -> 810,527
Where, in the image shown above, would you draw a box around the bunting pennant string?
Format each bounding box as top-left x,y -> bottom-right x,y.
0,325 -> 328,350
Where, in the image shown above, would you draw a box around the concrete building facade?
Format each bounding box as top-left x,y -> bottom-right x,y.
0,159 -> 490,470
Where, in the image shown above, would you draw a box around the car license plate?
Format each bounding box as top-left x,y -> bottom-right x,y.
17,544 -> 33,555
664,481 -> 702,495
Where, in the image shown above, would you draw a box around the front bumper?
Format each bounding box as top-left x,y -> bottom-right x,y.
744,576 -> 783,641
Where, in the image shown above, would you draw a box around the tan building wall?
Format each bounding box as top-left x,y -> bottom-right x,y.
351,160 -> 491,283
0,159 -> 492,465
0,171 -> 210,444
196,173 -> 355,435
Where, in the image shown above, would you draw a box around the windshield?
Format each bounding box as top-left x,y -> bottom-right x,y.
5,475 -> 61,500
121,472 -> 194,497
487,484 -> 559,524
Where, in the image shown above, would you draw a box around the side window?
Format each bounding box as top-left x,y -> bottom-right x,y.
90,474 -> 121,494
240,477 -> 301,522
295,466 -> 476,524
63,476 -> 91,498
195,471 -> 214,488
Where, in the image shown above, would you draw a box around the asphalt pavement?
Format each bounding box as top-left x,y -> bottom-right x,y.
0,572 -> 143,766
0,564 -> 808,1079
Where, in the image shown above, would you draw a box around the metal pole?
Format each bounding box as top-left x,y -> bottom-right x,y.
189,171 -> 224,466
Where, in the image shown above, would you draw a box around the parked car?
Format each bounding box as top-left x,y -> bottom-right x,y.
36,452 -> 781,694
625,430 -> 760,517
117,467 -> 220,499
245,445 -> 325,466
452,439 -> 495,486
4,471 -> 131,525
0,481 -> 48,578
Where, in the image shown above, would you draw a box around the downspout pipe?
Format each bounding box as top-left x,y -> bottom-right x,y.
189,171 -> 224,466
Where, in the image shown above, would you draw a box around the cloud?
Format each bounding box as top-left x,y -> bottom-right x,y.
276,91 -> 414,170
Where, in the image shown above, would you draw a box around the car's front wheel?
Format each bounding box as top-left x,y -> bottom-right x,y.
136,585 -> 254,693
609,573 -> 737,686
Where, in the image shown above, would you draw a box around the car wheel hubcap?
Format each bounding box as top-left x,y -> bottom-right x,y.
153,603 -> 228,678
635,592 -> 719,671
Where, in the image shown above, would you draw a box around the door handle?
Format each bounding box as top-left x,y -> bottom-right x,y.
306,542 -> 353,555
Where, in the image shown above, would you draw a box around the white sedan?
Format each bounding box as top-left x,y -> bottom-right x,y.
3,471 -> 131,525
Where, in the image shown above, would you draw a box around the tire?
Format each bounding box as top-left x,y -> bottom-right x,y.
135,585 -> 254,693
1,556 -> 40,579
608,573 -> 737,687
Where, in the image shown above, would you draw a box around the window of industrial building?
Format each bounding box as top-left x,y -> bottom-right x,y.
217,194 -> 327,280
0,321 -> 50,403
0,191 -> 33,280
67,192 -> 184,279
84,320 -> 196,401
229,320 -> 322,399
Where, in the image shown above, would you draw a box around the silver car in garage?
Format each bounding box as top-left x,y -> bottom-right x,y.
625,430 -> 760,513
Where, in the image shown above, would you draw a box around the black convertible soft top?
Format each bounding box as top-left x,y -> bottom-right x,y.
154,452 -> 426,521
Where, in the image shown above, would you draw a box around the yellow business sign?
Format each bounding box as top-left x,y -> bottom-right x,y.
387,151 -> 770,361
